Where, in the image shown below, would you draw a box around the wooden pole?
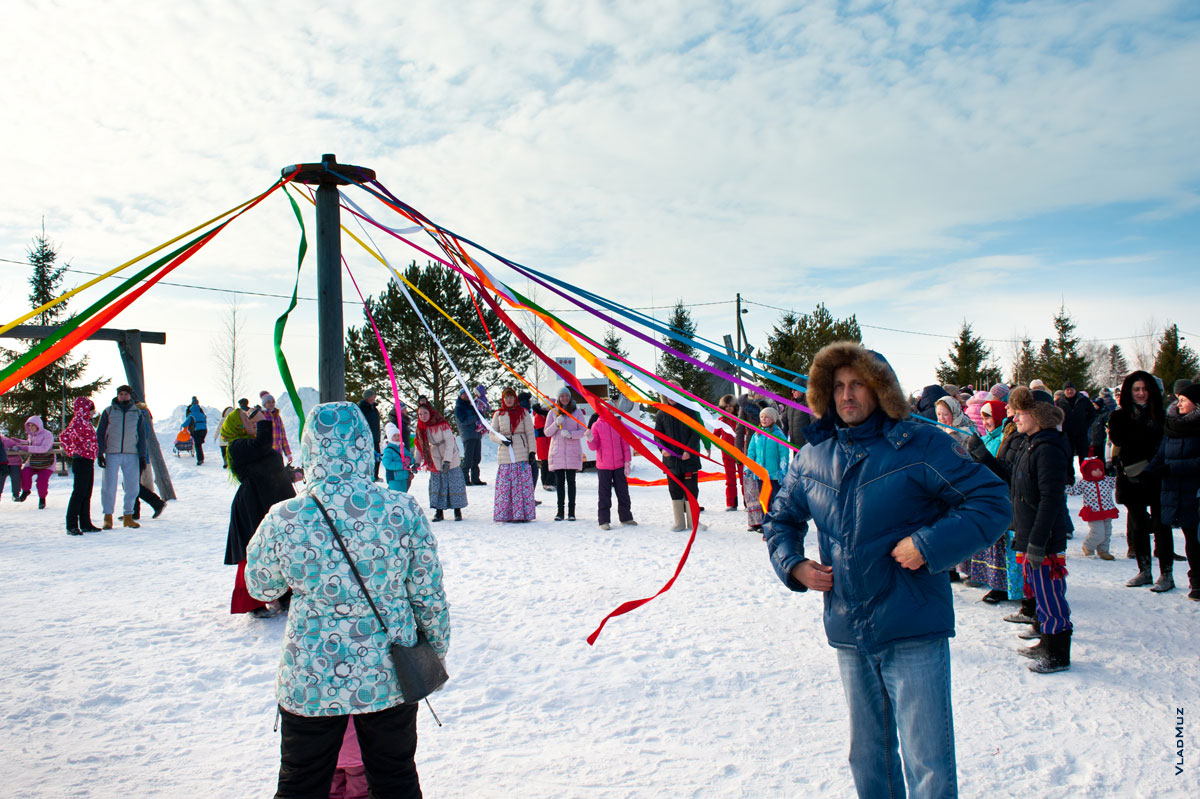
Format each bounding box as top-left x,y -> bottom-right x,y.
283,154 -> 376,404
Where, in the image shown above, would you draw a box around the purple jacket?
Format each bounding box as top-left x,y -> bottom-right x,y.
545,407 -> 587,471
587,418 -> 631,471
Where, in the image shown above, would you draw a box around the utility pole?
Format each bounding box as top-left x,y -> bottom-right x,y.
735,293 -> 743,397
282,154 -> 376,403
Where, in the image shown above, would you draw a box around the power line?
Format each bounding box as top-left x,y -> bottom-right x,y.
741,299 -> 1164,345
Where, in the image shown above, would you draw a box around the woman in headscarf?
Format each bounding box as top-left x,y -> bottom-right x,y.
1108,370 -> 1170,588
544,386 -> 587,521
414,399 -> 467,521
966,399 -> 1016,603
246,402 -> 449,797
225,415 -> 295,617
489,387 -> 536,522
60,396 -> 101,535
934,395 -> 975,446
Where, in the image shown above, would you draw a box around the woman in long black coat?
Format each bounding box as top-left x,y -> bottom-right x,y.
1146,384 -> 1200,597
1107,370 -> 1169,588
224,419 -> 296,616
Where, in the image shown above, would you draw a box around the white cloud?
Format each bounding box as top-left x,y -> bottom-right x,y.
1,0 -> 1197,411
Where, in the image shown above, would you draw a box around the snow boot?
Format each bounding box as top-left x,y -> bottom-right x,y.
122,514 -> 140,529
67,528 -> 82,536
568,503 -> 576,522
1188,589 -> 1200,601
1003,597 -> 1037,624
38,497 -> 46,509
683,504 -> 707,532
1017,635 -> 1050,660
621,519 -> 638,527
599,523 -> 612,530
431,509 -> 444,523
981,590 -> 1007,604
1096,548 -> 1115,561
454,508 -> 463,521
18,490 -> 30,502
1028,631 -> 1071,674
1018,621 -> 1043,640
1126,556 -> 1153,587
152,502 -> 165,519
103,514 -> 114,530
670,499 -> 687,532
1149,568 -> 1175,593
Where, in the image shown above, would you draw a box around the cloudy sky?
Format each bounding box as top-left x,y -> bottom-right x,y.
1,0 -> 1198,415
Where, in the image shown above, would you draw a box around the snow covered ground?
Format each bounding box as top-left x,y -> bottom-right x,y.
2,433 -> 1198,798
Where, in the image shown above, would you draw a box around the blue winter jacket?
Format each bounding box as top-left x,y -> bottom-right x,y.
747,424 -> 791,481
454,395 -> 482,441
764,409 -> 1011,653
184,403 -> 207,432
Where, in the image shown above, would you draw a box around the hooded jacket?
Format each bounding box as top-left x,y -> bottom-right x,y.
245,402 -> 450,716
18,416 -> 56,470
60,397 -> 98,460
455,393 -> 483,441
587,417 -> 632,471
1107,370 -> 1165,508
1146,401 -> 1200,528
747,423 -> 791,480
545,399 -> 587,472
764,342 -> 1010,654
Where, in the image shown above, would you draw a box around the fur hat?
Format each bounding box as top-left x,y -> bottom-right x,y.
807,342 -> 909,421
1009,386 -> 1065,429
1180,384 -> 1200,405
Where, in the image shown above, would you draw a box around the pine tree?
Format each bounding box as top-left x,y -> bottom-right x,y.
762,304 -> 861,395
935,321 -> 1002,389
0,228 -> 108,434
1037,306 -> 1093,391
658,300 -> 709,401
600,327 -> 630,397
343,261 -> 532,417
1010,338 -> 1040,387
1152,323 -> 1200,393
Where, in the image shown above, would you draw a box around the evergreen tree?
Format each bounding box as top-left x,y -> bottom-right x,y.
1037,306 -> 1093,391
600,327 -> 630,398
344,261 -> 532,417
1152,323 -> 1200,393
935,321 -> 1002,389
762,303 -> 861,395
0,228 -> 108,434
658,300 -> 709,401
1010,337 -> 1040,388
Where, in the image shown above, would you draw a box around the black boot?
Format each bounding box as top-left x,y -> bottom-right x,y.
1029,631 -> 1071,673
1004,597 -> 1037,624
38,497 -> 46,509
554,504 -> 565,521
1126,555 -> 1153,587
454,508 -> 463,521
432,509 -> 445,522
18,490 -> 30,502
567,503 -> 576,522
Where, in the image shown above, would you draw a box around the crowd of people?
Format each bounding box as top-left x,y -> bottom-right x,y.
6,361 -> 1198,798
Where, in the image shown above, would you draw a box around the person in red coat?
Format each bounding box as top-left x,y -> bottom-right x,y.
533,402 -> 553,491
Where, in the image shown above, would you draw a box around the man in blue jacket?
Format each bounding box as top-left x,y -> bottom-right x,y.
764,342 -> 1010,799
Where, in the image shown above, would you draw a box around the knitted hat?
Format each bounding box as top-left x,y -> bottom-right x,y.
1173,379 -> 1193,397
988,383 -> 1010,400
980,399 -> 1007,425
1009,386 -> 1064,429
1080,455 -> 1106,482
260,391 -> 274,403
1180,384 -> 1200,405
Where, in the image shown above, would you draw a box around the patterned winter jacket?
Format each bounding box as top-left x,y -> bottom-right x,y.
1066,472 -> 1119,522
59,397 -> 98,460
246,402 -> 450,717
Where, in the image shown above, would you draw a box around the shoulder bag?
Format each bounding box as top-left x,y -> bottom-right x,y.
309,494 -> 449,708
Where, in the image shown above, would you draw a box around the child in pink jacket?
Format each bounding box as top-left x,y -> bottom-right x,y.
587,414 -> 636,530
16,416 -> 56,508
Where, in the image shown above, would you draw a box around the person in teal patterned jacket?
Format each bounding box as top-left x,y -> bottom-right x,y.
246,401 -> 449,797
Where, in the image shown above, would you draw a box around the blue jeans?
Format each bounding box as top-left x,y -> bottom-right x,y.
836,638 -> 957,799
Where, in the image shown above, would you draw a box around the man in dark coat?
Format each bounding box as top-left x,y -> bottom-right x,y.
357,389 -> 382,481
454,388 -> 485,486
764,342 -> 1009,799
779,382 -> 810,450
655,396 -> 704,532
1055,380 -> 1096,466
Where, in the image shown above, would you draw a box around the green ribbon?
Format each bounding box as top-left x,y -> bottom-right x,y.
0,233 -> 208,386
275,188 -> 309,440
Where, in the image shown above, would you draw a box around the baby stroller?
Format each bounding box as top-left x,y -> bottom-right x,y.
173,427 -> 194,457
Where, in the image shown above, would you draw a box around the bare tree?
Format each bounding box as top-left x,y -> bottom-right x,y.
520,282 -> 552,396
212,294 -> 247,405
1131,316 -> 1161,371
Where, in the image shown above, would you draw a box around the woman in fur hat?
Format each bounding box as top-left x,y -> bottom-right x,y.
1144,383 -> 1200,598
1008,387 -> 1074,673
1108,370 -> 1169,587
